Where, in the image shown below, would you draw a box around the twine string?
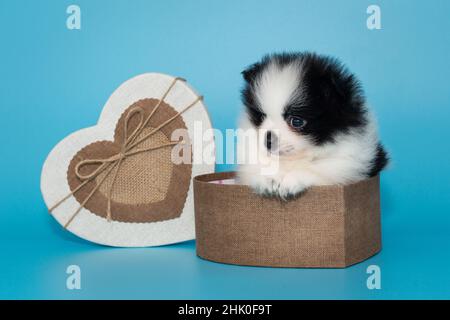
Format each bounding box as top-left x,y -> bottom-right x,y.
48,77 -> 203,228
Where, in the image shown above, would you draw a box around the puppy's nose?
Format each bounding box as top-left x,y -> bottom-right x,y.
265,130 -> 278,151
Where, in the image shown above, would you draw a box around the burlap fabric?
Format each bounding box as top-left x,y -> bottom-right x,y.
67,98 -> 192,223
194,172 -> 381,268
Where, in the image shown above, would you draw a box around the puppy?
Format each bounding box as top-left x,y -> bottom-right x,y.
237,52 -> 388,199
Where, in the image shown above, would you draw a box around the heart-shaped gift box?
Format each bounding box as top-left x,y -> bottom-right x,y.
41,73 -> 214,247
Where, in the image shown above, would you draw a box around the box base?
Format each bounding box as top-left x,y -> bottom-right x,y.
194,172 -> 381,268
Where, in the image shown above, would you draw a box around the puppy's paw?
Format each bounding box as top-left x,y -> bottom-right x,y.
249,175 -> 278,196
277,175 -> 308,201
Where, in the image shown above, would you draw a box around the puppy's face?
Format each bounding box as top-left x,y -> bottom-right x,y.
241,53 -> 367,156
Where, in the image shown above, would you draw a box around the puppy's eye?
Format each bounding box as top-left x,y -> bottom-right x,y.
289,116 -> 306,129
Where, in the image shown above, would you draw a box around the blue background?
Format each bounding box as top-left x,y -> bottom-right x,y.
1,0 -> 449,299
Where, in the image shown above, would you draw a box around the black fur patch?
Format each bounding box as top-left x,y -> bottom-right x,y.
368,143 -> 389,177
293,53 -> 367,144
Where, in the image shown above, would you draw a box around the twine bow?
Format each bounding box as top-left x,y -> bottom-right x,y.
49,77 -> 203,228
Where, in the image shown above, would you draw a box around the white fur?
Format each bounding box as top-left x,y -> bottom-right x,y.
237,62 -> 380,199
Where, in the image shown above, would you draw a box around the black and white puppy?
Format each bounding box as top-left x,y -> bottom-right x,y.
237,52 -> 388,199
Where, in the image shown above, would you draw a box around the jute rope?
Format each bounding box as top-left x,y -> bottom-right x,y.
49,77 -> 203,228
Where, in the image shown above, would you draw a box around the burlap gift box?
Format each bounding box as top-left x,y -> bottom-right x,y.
194,172 -> 381,268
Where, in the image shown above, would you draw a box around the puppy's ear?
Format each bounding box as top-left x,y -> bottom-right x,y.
308,57 -> 361,110
326,70 -> 363,114
328,74 -> 347,100
242,62 -> 262,83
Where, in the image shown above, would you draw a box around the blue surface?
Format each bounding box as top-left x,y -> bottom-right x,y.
0,0 -> 449,299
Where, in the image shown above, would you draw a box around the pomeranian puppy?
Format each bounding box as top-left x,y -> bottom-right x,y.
237,52 -> 388,199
